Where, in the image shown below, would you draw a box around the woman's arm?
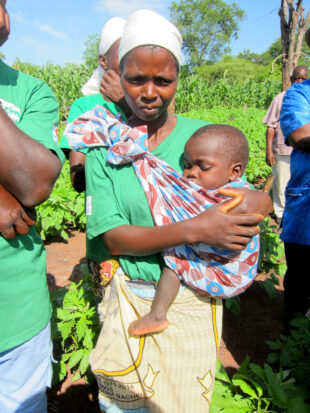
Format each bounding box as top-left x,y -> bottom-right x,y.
104,201 -> 261,255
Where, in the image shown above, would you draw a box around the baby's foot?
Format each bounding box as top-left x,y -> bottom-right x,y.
128,313 -> 169,336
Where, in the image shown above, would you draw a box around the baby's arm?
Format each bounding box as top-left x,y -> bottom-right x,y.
128,267 -> 180,335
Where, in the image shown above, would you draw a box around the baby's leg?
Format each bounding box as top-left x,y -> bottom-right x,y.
128,267 -> 180,336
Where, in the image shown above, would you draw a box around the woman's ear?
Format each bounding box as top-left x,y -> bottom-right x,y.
229,163 -> 243,182
98,55 -> 108,70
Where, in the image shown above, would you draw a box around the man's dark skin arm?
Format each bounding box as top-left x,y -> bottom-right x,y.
0,184 -> 36,239
69,151 -> 86,193
287,122 -> 310,152
265,127 -> 276,167
0,107 -> 62,206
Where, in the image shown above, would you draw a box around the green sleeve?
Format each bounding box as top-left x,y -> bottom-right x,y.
59,98 -> 88,153
18,81 -> 65,164
85,147 -> 129,239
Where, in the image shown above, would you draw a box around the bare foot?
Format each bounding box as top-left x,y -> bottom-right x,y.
128,313 -> 169,336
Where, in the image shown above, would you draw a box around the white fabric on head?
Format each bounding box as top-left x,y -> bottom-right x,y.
81,17 -> 126,96
118,9 -> 182,68
99,17 -> 126,55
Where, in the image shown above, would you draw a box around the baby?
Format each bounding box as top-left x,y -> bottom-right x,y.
129,123 -> 254,336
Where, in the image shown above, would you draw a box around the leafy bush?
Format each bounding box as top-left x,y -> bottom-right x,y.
36,162 -> 86,240
266,317 -> 310,396
51,275 -> 100,384
211,318 -> 310,412
211,359 -> 310,412
195,55 -> 277,83
258,218 -> 286,299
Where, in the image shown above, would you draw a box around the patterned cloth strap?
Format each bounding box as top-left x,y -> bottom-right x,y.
64,106 -> 259,298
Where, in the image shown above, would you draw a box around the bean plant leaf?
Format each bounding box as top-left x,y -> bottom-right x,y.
215,360 -> 231,383
72,371 -> 81,382
287,397 -> 310,413
76,317 -> 87,342
264,363 -> 287,407
79,352 -> 90,375
68,349 -> 84,369
59,321 -> 74,341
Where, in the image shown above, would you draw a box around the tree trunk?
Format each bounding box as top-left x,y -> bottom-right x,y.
279,0 -> 310,90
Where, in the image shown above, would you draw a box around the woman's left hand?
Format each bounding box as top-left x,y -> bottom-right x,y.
223,188 -> 273,217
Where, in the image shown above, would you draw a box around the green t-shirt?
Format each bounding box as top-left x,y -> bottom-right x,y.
86,115 -> 207,282
0,60 -> 65,352
60,93 -> 126,154
60,94 -> 126,261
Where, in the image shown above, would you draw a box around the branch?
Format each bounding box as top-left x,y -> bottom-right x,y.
298,7 -> 304,25
300,10 -> 310,29
296,0 -> 303,13
280,0 -> 289,26
294,11 -> 310,66
287,0 -> 295,27
271,53 -> 287,72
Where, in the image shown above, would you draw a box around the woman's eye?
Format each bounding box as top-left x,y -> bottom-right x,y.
126,76 -> 144,85
155,78 -> 172,86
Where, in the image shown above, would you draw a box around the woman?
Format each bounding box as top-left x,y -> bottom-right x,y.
60,17 -> 127,193
85,10 -> 271,412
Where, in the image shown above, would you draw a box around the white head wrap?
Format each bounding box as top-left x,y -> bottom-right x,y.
81,17 -> 126,96
118,10 -> 182,68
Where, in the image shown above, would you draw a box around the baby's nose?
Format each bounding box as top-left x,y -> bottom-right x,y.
185,165 -> 199,178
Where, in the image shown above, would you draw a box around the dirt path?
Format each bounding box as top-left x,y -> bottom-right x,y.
45,231 -> 284,413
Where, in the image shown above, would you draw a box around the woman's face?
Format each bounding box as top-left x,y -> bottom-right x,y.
120,46 -> 178,122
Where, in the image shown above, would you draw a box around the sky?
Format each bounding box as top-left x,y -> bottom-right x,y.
2,0 -> 310,67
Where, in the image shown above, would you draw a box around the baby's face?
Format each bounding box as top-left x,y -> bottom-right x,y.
183,134 -> 233,190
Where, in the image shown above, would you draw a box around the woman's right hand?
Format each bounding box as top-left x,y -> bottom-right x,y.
187,202 -> 262,251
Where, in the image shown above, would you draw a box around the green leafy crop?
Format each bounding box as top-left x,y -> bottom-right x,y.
51,275 -> 100,384
36,161 -> 86,240
211,358 -> 310,412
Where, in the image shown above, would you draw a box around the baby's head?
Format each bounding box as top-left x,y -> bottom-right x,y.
183,124 -> 249,190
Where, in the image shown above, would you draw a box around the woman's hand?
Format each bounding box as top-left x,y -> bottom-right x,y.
187,202 -> 262,251
100,70 -> 124,103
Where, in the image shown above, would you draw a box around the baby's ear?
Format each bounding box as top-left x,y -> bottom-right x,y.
229,162 -> 242,181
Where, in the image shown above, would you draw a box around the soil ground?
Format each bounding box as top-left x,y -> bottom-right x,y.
45,231 -> 285,413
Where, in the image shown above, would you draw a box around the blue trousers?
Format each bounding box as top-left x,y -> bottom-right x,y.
0,322 -> 52,413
